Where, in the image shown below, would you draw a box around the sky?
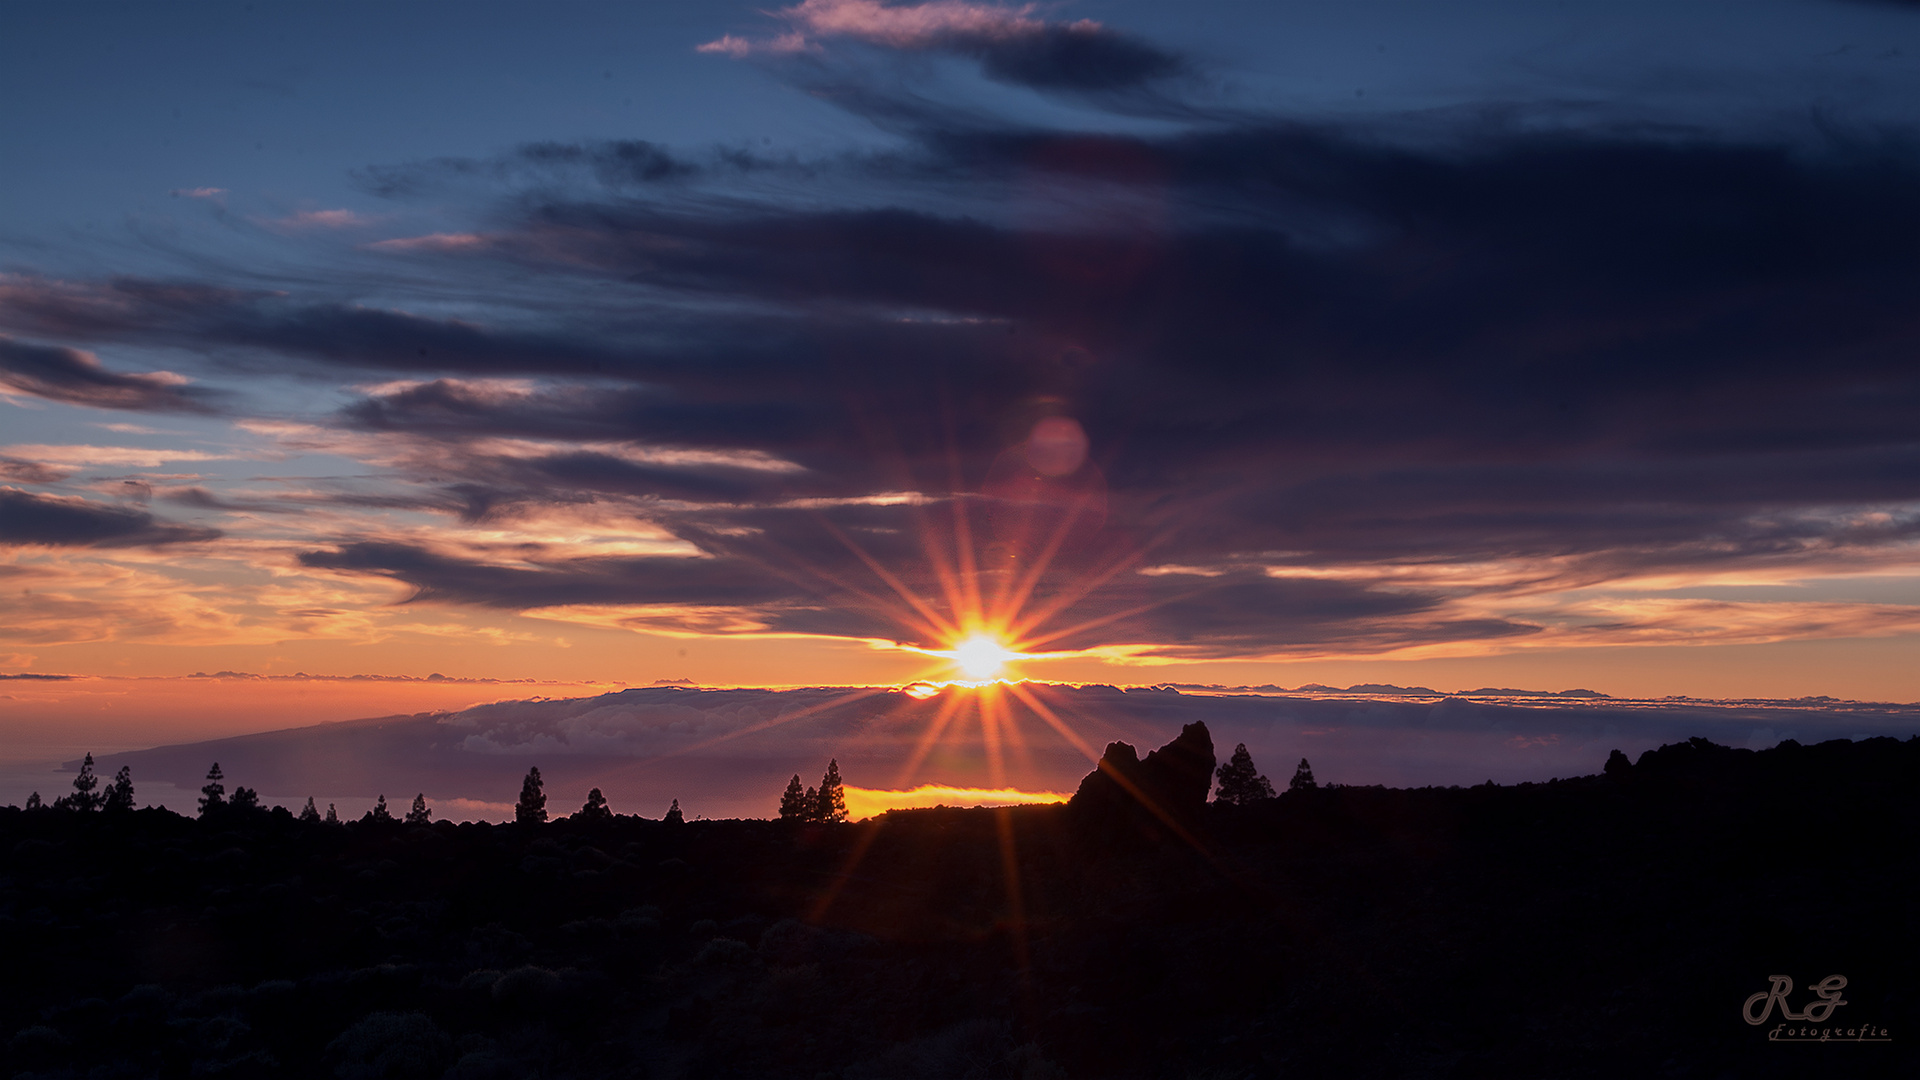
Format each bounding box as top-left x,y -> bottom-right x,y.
7,1 -> 1920,806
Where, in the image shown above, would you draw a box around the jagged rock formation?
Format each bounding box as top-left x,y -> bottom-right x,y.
1069,721 -> 1215,834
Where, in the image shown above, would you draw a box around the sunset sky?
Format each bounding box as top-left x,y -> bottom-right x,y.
8,0 -> 1920,779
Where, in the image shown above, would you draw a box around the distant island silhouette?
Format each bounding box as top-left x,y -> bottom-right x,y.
4,725 -> 1913,1078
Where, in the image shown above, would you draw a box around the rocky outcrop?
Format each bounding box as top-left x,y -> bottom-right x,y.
1069,721 -> 1215,835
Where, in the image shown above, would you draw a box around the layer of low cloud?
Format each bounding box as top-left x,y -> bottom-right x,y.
88,683 -> 1920,819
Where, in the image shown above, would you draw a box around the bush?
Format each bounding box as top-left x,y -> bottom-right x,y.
325,1011 -> 454,1080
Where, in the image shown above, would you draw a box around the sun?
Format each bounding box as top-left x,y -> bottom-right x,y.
949,633 -> 1021,680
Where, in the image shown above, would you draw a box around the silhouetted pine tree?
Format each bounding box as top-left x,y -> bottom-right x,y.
368,795 -> 393,823
199,763 -> 226,817
778,775 -> 810,821
1214,743 -> 1277,805
325,802 -> 339,824
516,767 -> 547,825
664,798 -> 684,825
231,786 -> 260,811
406,793 -> 431,825
815,759 -> 848,823
65,753 -> 103,812
299,797 -> 321,823
103,766 -> 134,813
25,792 -> 42,810
577,788 -> 611,821
1288,758 -> 1318,792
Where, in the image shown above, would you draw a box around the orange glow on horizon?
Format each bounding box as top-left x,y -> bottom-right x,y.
840,784 -> 1071,820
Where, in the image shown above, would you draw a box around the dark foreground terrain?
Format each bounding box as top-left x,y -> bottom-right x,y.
3,731 -> 1915,1079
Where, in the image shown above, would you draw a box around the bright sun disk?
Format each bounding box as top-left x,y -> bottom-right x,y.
951,634 -> 1019,680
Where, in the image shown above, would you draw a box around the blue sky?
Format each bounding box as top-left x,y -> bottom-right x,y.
10,0 -> 1917,253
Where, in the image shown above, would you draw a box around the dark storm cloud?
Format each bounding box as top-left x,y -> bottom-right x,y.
0,336 -> 214,412
507,129 -> 1920,423
310,124 -> 1920,566
0,488 -> 221,548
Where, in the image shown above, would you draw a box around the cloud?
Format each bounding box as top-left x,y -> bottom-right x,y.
367,233 -> 489,253
0,487 -> 221,548
169,187 -> 227,200
290,526 -> 1540,659
0,274 -> 644,378
0,444 -> 238,467
698,33 -> 812,59
8,31 -> 1920,666
0,336 -> 215,412
699,0 -> 1186,92
354,140 -> 700,198
95,683 -> 1920,818
268,208 -> 379,230
297,539 -> 813,612
0,457 -> 67,484
0,542 -> 533,649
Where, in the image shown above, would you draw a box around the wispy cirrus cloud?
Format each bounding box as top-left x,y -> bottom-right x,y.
367,232 -> 490,253
265,208 -> 383,231
0,444 -> 240,467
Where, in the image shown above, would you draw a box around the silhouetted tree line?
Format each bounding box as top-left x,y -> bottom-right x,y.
24,745 -> 1314,826
777,758 -> 849,823
512,766 -> 678,825
26,753 -> 138,814
1209,744 -> 1324,805
19,756 -> 697,829
3,732 -> 1916,1078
